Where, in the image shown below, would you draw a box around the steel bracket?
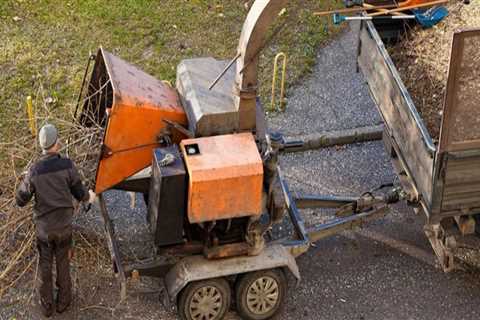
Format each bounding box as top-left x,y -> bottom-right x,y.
164,244 -> 300,301
424,223 -> 455,272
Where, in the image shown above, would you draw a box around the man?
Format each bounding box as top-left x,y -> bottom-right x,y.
16,124 -> 96,317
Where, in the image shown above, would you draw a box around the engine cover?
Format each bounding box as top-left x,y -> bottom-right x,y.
180,133 -> 264,223
176,57 -> 239,137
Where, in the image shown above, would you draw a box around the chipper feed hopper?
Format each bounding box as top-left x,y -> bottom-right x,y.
73,1 -> 471,319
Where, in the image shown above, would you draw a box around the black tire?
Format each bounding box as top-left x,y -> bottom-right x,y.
235,269 -> 287,320
178,278 -> 231,320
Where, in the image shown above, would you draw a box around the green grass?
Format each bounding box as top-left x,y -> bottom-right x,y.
0,0 -> 342,148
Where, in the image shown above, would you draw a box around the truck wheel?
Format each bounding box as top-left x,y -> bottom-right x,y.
178,278 -> 231,320
235,269 -> 286,320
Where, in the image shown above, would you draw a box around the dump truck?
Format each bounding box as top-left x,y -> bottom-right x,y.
358,20 -> 480,272
75,1 -> 480,319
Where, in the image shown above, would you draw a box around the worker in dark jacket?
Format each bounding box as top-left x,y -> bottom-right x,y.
16,124 -> 96,317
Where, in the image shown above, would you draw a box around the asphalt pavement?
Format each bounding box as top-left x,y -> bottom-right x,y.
277,144 -> 480,320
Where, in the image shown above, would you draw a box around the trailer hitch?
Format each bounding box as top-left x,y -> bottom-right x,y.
294,186 -> 403,218
280,175 -> 405,257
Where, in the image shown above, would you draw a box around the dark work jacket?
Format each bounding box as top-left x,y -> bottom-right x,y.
16,153 -> 88,240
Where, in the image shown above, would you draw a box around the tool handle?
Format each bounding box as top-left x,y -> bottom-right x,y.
368,0 -> 448,16
333,13 -> 415,24
208,52 -> 241,90
355,15 -> 415,20
362,3 -> 404,16
314,3 -> 397,16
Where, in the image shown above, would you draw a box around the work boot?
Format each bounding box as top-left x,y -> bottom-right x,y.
56,300 -> 71,314
39,302 -> 53,318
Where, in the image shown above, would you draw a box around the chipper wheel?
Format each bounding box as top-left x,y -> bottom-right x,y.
235,269 -> 287,320
178,278 -> 231,320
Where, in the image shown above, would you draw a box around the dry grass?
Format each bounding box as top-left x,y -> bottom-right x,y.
0,83 -> 107,299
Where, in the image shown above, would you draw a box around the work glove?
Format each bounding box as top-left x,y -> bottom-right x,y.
88,189 -> 97,204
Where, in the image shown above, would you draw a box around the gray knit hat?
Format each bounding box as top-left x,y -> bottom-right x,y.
39,124 -> 58,150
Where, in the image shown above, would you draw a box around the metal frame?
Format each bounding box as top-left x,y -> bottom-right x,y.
97,166 -> 396,301
278,167 -> 393,257
97,194 -> 127,300
164,244 -> 300,300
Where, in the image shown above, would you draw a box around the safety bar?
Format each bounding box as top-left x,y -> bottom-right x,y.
98,194 -> 128,300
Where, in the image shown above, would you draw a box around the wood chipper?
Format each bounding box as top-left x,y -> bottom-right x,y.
73,1 -> 480,319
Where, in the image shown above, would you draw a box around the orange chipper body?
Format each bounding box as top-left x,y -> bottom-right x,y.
180,133 -> 264,224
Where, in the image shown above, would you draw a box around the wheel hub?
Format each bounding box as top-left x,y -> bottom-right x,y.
189,286 -> 222,320
246,276 -> 279,315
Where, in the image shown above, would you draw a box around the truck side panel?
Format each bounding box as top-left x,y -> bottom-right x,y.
442,152 -> 480,213
434,29 -> 480,220
357,21 -> 435,207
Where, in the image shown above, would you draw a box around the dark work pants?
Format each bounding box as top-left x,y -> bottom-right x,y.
36,231 -> 72,309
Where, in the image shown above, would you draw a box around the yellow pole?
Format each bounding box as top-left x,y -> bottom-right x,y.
26,96 -> 37,137
162,80 -> 173,87
271,52 -> 287,112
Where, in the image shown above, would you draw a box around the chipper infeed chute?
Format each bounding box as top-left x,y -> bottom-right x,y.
79,48 -> 187,193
